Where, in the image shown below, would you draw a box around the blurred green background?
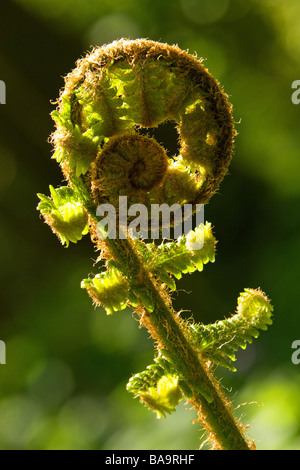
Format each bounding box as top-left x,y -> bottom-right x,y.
0,0 -> 300,450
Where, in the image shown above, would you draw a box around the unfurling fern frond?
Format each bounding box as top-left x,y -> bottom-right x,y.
187,288 -> 273,371
38,39 -> 274,450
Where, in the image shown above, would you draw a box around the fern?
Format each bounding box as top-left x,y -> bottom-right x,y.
37,39 -> 273,450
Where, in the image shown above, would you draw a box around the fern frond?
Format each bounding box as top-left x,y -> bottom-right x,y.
188,288 -> 273,371
39,39 -> 271,449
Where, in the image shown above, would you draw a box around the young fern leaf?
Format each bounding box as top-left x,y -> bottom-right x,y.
38,39 -> 273,450
188,288 -> 273,371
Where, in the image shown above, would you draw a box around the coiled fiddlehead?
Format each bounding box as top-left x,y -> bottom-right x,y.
37,39 -> 273,450
50,38 -> 234,213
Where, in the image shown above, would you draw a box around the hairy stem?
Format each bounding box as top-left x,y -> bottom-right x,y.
104,234 -> 252,450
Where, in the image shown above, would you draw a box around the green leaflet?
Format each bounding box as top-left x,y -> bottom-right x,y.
126,354 -> 182,418
162,159 -> 206,207
163,69 -> 196,122
81,267 -> 155,315
51,94 -> 73,130
81,267 -> 132,315
81,223 -> 216,313
137,222 -> 216,289
37,186 -> 89,247
119,61 -> 169,127
81,265 -> 156,315
127,354 -> 176,394
187,288 -> 273,371
51,94 -> 99,177
76,70 -> 135,139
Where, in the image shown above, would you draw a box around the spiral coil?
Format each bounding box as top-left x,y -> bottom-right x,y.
51,39 -> 235,218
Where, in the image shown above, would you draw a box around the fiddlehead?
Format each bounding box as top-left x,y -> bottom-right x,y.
37,39 -> 273,450
50,39 -> 235,212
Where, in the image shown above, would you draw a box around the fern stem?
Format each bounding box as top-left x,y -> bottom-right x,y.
105,234 -> 251,450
